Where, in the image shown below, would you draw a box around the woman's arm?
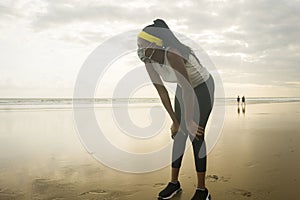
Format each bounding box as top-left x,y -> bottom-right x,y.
145,63 -> 178,125
166,49 -> 194,123
167,49 -> 204,137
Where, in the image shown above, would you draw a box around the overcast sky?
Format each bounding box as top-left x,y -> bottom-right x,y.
1,0 -> 299,98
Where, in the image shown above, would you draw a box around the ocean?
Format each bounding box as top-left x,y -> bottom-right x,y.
0,97 -> 300,110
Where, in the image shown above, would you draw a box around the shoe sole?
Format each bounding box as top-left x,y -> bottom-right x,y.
207,193 -> 211,200
157,188 -> 182,199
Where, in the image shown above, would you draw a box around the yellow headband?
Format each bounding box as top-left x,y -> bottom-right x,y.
138,31 -> 163,46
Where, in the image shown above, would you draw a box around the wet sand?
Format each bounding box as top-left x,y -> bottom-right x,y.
0,102 -> 299,199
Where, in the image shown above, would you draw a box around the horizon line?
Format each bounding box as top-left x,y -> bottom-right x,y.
1,97 -> 300,99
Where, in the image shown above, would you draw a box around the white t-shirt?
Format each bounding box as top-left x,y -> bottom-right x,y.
152,47 -> 210,88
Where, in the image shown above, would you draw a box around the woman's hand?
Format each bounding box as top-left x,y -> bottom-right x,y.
187,121 -> 204,139
170,120 -> 180,139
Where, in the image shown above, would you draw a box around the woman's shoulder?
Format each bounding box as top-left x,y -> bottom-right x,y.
165,47 -> 185,60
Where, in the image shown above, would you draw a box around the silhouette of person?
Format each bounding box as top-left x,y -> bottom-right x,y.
241,96 -> 246,115
241,96 -> 245,106
237,95 -> 240,105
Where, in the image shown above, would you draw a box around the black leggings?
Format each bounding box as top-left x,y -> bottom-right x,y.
172,74 -> 215,172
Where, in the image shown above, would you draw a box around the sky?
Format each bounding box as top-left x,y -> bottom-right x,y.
0,0 -> 300,98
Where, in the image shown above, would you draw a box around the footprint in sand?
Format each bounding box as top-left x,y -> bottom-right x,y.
80,189 -> 134,199
0,188 -> 24,200
206,174 -> 230,182
289,148 -> 295,153
153,183 -> 165,188
230,188 -> 252,197
31,178 -> 76,199
32,178 -> 75,192
80,189 -> 107,195
246,161 -> 260,168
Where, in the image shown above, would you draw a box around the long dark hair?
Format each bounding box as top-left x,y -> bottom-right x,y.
142,19 -> 191,60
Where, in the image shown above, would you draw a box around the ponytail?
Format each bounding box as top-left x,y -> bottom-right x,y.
153,19 -> 170,29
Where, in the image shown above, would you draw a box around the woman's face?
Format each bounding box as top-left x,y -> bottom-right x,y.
137,38 -> 151,49
137,38 -> 161,63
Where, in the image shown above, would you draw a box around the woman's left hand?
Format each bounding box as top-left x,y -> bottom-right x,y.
186,121 -> 204,139
170,121 -> 181,139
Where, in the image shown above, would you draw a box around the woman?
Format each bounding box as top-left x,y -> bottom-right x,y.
137,19 -> 214,200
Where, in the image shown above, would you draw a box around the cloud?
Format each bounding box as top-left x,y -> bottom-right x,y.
0,0 -> 300,97
0,1 -> 19,19
30,0 -> 158,30
0,4 -> 13,17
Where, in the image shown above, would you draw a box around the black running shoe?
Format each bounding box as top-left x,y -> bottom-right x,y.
191,188 -> 211,200
158,181 -> 182,199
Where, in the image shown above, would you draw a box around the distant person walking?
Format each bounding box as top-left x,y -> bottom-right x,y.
242,96 -> 246,106
237,95 -> 240,105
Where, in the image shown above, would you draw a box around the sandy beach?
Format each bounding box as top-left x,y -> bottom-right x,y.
0,101 -> 299,200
